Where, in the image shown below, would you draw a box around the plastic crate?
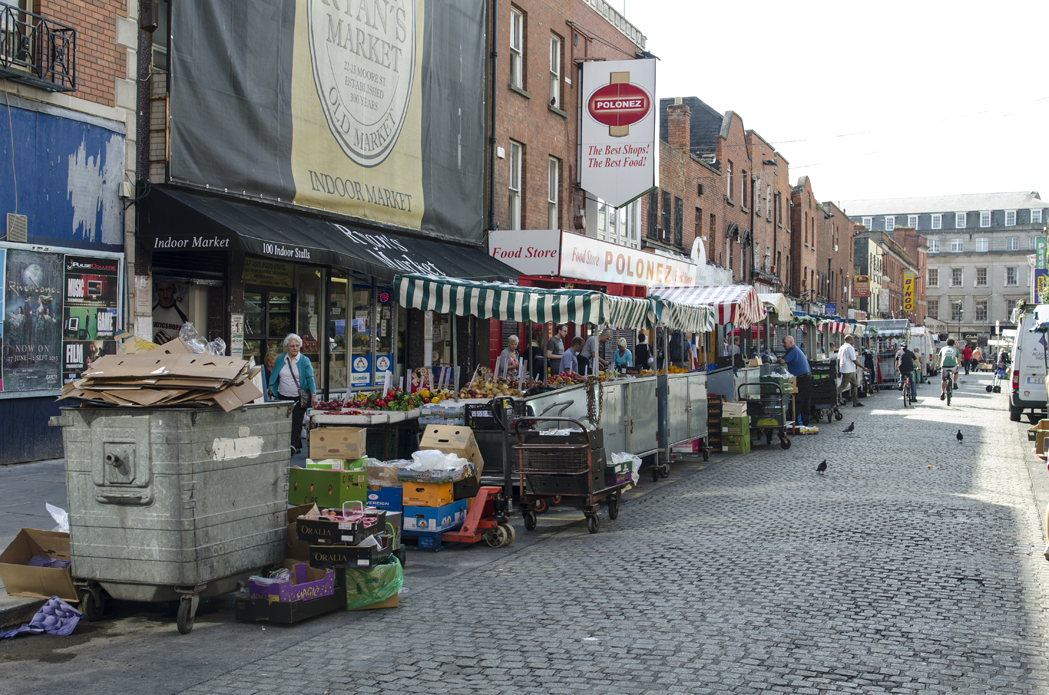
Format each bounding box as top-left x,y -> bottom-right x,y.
517,447 -> 594,473
464,401 -> 531,430
525,472 -> 595,496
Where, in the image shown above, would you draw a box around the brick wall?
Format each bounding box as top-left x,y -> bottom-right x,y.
715,112 -> 750,282
493,0 -> 643,232
791,178 -> 818,299
39,0 -> 127,107
746,130 -> 779,288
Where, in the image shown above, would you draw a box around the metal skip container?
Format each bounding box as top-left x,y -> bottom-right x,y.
50,402 -> 292,633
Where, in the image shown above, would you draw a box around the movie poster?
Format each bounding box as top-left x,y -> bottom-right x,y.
3,250 -> 64,391
62,255 -> 120,383
63,255 -> 119,308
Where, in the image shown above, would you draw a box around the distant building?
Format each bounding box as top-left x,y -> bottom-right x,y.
842,192 -> 1049,342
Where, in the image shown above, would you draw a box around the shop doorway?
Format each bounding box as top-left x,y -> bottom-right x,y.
243,289 -> 295,385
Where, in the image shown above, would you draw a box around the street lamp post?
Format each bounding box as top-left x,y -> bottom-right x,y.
957,308 -> 963,342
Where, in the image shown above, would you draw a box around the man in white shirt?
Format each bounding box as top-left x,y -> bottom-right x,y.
836,335 -> 867,407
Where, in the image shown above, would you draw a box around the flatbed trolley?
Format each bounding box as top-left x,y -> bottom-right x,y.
511,417 -> 626,534
735,382 -> 792,449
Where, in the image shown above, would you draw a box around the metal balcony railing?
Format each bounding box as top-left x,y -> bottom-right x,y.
0,6 -> 76,92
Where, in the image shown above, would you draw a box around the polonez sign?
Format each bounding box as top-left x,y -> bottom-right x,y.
580,59 -> 658,208
559,233 -> 695,288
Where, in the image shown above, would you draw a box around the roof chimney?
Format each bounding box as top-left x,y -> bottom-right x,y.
666,103 -> 691,153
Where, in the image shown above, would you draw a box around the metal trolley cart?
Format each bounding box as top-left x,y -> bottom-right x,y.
736,382 -> 792,449
810,360 -> 843,422
511,417 -> 626,534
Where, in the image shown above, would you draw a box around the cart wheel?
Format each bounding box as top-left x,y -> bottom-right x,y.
485,525 -> 510,548
176,597 -> 196,635
79,588 -> 104,622
834,411 -> 843,421
586,515 -> 600,534
993,385 -> 1001,393
608,494 -> 620,520
523,511 -> 537,531
813,410 -> 822,423
659,464 -> 670,479
985,385 -> 993,393
533,497 -> 549,514
651,466 -> 660,482
501,523 -> 516,546
780,437 -> 792,450
551,495 -> 562,505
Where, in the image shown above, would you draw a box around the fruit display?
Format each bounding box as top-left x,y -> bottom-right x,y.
457,377 -> 523,400
311,386 -> 458,413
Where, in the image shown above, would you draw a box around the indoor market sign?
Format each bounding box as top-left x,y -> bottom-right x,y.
308,0 -> 416,167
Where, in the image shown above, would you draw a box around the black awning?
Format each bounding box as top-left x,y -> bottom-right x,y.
140,186 -> 518,283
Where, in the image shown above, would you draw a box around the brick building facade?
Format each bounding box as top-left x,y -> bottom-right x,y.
791,177 -> 819,303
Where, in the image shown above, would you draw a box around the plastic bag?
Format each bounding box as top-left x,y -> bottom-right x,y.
365,458 -> 413,488
398,450 -> 474,483
611,452 -> 643,485
46,503 -> 69,533
179,322 -> 227,355
206,337 -> 227,356
342,556 -> 403,611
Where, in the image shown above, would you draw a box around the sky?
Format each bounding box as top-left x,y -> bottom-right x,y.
628,0 -> 1049,207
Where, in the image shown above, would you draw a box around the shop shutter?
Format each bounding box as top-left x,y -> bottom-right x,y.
646,190 -> 658,239
674,197 -> 683,247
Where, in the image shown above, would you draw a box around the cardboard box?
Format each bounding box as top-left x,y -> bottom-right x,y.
288,468 -> 367,507
403,499 -> 468,533
748,357 -> 763,367
418,426 -> 484,484
721,401 -> 748,417
721,415 -> 750,435
0,529 -> 78,601
366,487 -> 403,511
285,504 -> 314,562
236,585 -> 346,624
309,535 -> 393,569
401,482 -> 454,507
310,427 -> 367,460
247,561 -> 335,603
722,443 -> 751,454
1035,420 -> 1049,455
720,433 -> 749,446
306,458 -> 345,470
352,593 -> 398,610
295,510 -> 386,546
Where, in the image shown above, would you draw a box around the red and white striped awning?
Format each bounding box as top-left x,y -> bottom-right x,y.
649,285 -> 768,328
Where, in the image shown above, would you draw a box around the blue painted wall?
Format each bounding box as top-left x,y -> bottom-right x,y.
0,101 -> 124,252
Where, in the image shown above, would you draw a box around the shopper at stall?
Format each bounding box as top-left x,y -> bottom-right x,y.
527,327 -> 545,381
496,335 -> 520,379
579,328 -> 612,374
546,324 -> 568,374
269,333 -> 317,455
613,338 -> 634,369
836,335 -> 866,407
961,342 -> 973,375
635,332 -> 654,369
778,336 -> 812,426
559,336 -> 584,374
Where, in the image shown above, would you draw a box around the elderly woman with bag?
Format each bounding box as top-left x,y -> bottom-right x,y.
268,333 -> 317,455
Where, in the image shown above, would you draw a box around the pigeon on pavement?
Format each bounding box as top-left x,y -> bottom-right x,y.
816,460 -> 827,475
957,429 -> 963,442
843,422 -> 855,434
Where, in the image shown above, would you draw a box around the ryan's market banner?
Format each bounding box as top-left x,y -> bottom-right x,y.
168,0 -> 487,243
580,58 -> 658,208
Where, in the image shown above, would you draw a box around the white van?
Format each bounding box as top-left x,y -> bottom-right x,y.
1008,304 -> 1049,423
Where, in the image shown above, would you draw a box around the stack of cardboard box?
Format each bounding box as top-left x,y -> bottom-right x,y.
720,402 -> 751,454
707,394 -> 724,451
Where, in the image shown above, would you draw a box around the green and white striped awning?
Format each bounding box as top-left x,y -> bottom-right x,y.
653,297 -> 717,332
394,274 -> 658,328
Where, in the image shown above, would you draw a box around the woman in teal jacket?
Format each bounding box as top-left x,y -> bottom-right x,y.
268,333 -> 317,455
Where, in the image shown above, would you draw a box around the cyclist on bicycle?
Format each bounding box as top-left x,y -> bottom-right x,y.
896,343 -> 918,402
938,338 -> 961,401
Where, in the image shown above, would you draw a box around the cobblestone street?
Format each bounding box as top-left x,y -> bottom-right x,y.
4,372 -> 1049,694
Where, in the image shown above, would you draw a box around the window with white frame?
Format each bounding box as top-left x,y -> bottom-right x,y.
1032,237 -> 1039,250
1006,267 -> 1018,285
509,7 -> 524,89
1005,210 -> 1016,226
1007,299 -> 1018,316
1008,237 -> 1019,250
766,185 -> 772,220
885,216 -> 895,231
548,34 -> 561,108
547,156 -> 559,229
975,267 -> 987,286
928,298 -> 939,319
754,179 -> 761,215
726,160 -> 733,201
980,211 -> 991,227
975,299 -> 987,322
975,238 -> 988,252
951,300 -> 963,321
955,212 -> 966,229
508,140 -> 522,229
951,238 -> 963,252
931,213 -> 942,230
951,268 -> 962,286
1033,209 -> 1044,224
908,215 -> 918,228
929,239 -> 940,253
598,199 -> 641,249
862,216 -> 872,230
928,268 -> 939,286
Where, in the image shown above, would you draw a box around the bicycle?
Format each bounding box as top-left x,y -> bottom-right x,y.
901,372 -> 916,408
942,367 -> 955,406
